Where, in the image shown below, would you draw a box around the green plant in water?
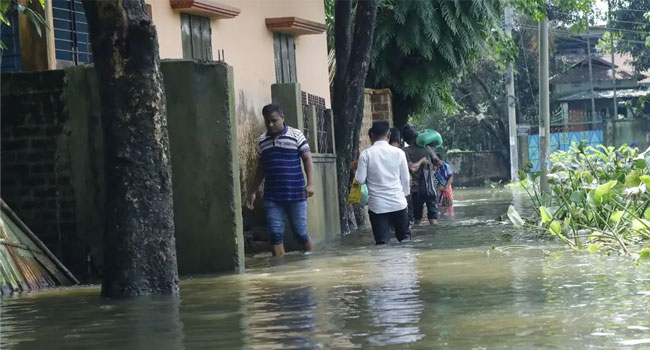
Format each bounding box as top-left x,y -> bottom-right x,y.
508,142 -> 650,260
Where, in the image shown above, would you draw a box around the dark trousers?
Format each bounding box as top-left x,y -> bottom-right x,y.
411,191 -> 439,221
406,195 -> 414,224
368,208 -> 411,245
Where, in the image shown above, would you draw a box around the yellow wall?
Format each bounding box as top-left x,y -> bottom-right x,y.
146,0 -> 330,107
146,0 -> 330,190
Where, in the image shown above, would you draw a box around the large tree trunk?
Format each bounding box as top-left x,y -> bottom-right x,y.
333,0 -> 379,235
83,0 -> 179,297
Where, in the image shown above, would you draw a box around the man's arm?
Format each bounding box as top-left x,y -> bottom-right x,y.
301,151 -> 315,197
399,152 -> 410,196
245,161 -> 264,209
409,157 -> 428,173
355,151 -> 368,184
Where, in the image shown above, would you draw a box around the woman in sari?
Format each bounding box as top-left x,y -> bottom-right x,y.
434,153 -> 454,217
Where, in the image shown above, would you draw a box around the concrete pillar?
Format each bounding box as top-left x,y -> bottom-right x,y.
271,83 -> 303,131
306,105 -> 319,153
162,60 -> 245,275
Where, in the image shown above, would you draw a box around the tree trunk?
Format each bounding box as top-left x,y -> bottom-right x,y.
82,0 -> 179,297
333,0 -> 379,235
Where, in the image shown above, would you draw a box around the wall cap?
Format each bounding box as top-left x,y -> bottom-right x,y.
265,17 -> 327,35
170,0 -> 240,19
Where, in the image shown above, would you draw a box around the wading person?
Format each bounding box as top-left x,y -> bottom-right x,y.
355,120 -> 411,244
245,104 -> 314,256
403,127 -> 439,225
435,153 -> 454,218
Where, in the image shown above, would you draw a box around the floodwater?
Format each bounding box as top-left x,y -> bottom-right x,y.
2,188 -> 650,350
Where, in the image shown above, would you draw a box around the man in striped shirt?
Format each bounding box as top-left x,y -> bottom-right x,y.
245,104 -> 314,256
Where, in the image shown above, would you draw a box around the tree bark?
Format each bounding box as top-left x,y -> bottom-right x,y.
82,0 -> 179,297
333,0 -> 379,235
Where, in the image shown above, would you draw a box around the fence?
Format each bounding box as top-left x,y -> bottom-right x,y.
301,91 -> 333,154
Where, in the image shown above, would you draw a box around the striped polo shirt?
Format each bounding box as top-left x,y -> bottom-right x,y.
258,125 -> 311,202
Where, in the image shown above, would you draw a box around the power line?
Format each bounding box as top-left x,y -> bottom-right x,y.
610,19 -> 650,26
517,24 -> 648,45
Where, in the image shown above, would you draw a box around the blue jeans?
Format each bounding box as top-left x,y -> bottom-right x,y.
264,200 -> 310,246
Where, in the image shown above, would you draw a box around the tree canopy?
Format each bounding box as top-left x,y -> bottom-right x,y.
366,0 -> 508,126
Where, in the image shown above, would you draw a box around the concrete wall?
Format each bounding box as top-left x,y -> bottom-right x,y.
446,151 -> 510,187
162,61 -> 245,275
607,118 -> 650,150
0,70 -> 85,276
1,61 -> 246,278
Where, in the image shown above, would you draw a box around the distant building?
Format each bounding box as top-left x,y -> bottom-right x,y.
551,30 -> 650,131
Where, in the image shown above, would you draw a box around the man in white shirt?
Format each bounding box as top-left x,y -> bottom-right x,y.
355,120 -> 411,244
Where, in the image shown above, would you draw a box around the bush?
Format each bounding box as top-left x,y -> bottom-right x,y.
508,142 -> 650,260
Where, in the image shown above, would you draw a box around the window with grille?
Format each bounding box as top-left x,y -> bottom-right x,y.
180,13 -> 212,61
52,0 -> 93,67
273,33 -> 297,83
0,14 -> 21,72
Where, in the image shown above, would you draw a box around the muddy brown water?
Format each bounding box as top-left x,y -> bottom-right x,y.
1,188 -> 649,349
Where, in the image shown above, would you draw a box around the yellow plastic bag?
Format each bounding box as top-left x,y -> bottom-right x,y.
347,179 -> 362,204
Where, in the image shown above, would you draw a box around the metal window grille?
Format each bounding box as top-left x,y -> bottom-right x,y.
52,0 -> 93,65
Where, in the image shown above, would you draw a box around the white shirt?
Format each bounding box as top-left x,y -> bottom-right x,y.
355,140 -> 410,214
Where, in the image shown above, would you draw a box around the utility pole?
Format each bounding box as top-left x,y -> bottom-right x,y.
539,18 -> 550,194
587,30 -> 597,117
608,0 -> 618,119
505,5 -> 519,181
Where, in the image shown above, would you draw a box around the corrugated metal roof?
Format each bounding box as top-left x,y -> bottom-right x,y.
557,87 -> 650,101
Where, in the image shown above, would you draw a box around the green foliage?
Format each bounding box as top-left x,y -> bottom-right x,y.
366,0 -> 507,124
604,0 -> 650,72
0,0 -> 46,50
508,143 -> 650,259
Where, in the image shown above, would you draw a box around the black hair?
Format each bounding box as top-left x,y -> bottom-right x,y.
262,104 -> 284,119
402,124 -> 418,144
389,127 -> 401,144
369,120 -> 390,138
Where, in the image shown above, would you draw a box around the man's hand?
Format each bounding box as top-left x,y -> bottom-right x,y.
420,157 -> 429,165
245,192 -> 256,210
305,184 -> 315,198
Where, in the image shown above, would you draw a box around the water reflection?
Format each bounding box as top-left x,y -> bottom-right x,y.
1,189 -> 650,349
365,249 -> 423,346
0,293 -> 185,350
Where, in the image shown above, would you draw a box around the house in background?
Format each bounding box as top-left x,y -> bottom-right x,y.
551,28 -> 650,124
524,30 -> 650,172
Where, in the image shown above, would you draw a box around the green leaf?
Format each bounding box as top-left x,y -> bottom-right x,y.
0,40 -> 6,50
639,248 -> 650,260
625,169 -> 642,188
569,190 -> 584,204
593,180 -> 617,204
640,175 -> 650,188
507,205 -> 524,227
587,244 -> 600,254
633,158 -> 647,169
518,170 -> 526,181
549,220 -> 562,236
540,206 -> 552,224
632,219 -> 650,232
611,210 -> 624,223
645,207 -> 650,221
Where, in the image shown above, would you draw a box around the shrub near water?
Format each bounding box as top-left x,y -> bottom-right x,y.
508,143 -> 650,260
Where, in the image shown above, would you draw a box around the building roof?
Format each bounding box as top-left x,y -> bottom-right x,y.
557,87 -> 650,102
550,54 -> 644,84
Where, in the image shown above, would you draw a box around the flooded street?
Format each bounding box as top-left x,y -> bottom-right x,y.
2,188 -> 650,349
